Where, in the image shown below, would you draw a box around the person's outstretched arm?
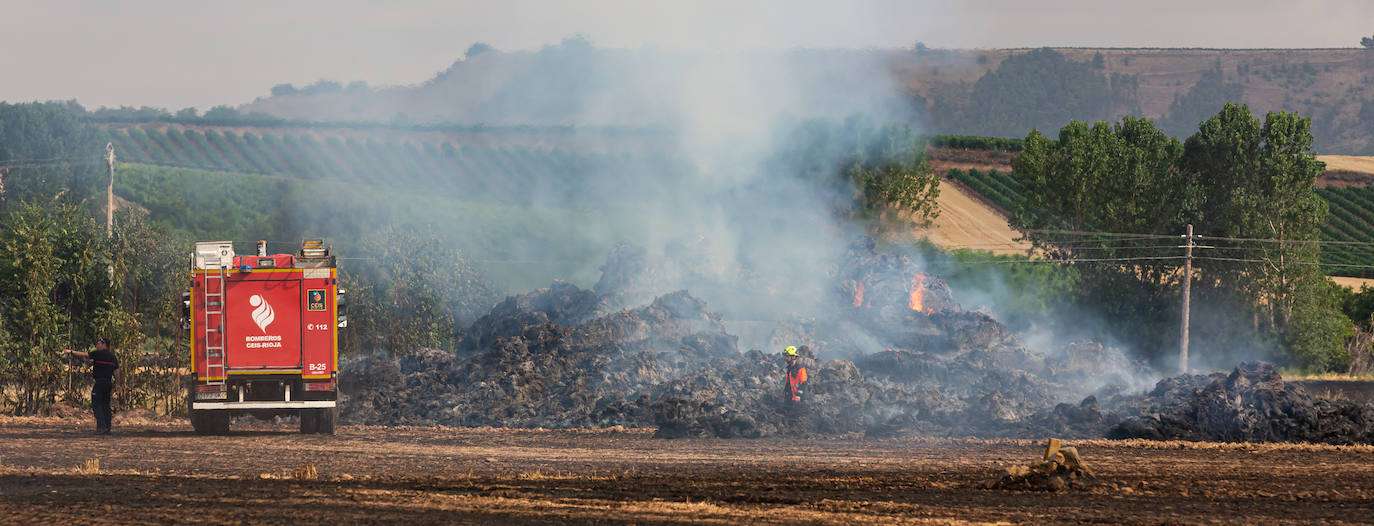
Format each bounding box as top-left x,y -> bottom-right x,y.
62,349 -> 89,359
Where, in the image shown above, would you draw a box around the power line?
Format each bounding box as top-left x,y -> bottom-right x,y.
944,241 -> 1181,251
935,241 -> 1031,248
1030,244 -> 1192,251
0,160 -> 104,169
1013,230 -> 1374,254
0,156 -> 87,165
1024,228 -> 1178,239
943,228 -> 1374,271
0,155 -> 103,166
1194,255 -> 1374,270
952,255 -> 1186,264
1198,234 -> 1374,248
1023,230 -> 1374,248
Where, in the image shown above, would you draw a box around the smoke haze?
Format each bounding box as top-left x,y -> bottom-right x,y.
286,41 -> 920,325
4,1 -> 1373,110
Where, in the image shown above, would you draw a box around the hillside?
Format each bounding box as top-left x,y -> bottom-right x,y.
241,44 -> 912,130
238,44 -> 1374,154
899,49 -> 1369,120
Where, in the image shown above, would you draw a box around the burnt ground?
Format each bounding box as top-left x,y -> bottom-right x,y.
2,418 -> 1373,525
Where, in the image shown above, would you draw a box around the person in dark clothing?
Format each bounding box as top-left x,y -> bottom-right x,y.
63,338 -> 119,434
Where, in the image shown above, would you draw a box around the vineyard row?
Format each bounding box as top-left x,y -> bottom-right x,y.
100,125 -> 676,202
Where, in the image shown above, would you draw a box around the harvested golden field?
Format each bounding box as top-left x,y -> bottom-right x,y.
914,180 -> 1028,255
1321,155 -> 1374,176
1330,275 -> 1374,290
2,418 -> 1372,524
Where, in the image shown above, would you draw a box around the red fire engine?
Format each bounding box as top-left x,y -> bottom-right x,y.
185,240 -> 346,434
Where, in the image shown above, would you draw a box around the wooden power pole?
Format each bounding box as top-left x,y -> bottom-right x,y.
105,142 -> 115,237
1180,224 -> 1194,374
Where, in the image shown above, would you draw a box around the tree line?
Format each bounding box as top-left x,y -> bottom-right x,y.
1011,103 -> 1351,371
927,48 -> 1141,139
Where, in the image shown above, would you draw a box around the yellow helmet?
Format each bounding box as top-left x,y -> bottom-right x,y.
785,346 -> 798,356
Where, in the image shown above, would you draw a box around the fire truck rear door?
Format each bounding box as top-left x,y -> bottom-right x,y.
225,277 -> 303,370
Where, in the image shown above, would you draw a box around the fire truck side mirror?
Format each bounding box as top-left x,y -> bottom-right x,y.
336,289 -> 348,328
180,292 -> 191,330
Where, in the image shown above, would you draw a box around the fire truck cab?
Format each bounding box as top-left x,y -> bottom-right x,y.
185,240 -> 345,434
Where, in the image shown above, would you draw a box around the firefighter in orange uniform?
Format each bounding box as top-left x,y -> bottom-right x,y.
783,345 -> 808,404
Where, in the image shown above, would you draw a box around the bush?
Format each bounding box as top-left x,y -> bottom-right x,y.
1287,277 -> 1355,372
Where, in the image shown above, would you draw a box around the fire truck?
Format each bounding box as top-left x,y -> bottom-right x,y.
185,240 -> 346,435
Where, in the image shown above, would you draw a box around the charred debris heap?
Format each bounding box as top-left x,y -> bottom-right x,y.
342,242 -> 1374,444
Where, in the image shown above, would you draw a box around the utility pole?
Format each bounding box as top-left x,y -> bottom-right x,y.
106,143 -> 116,282
1180,224 -> 1194,374
105,142 -> 115,237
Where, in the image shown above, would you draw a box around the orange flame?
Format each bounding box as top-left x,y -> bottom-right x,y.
853,281 -> 866,307
909,273 -> 931,314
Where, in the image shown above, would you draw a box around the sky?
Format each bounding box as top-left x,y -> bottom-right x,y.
1,0 -> 1371,110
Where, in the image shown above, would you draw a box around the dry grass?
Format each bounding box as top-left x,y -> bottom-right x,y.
897,181 -> 1029,256
75,458 -> 99,475
1320,156 -> 1374,177
294,464 -> 318,480
259,464 -> 318,480
1330,276 -> 1374,290
515,469 -> 616,481
1285,372 -> 1374,381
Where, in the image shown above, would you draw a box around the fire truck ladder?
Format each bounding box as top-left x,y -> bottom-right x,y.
202,265 -> 228,386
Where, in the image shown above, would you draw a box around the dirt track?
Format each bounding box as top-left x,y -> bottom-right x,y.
3,417 -> 1373,525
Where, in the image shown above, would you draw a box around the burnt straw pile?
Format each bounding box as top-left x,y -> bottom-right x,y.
1106,362 -> 1374,444
340,244 -> 1374,444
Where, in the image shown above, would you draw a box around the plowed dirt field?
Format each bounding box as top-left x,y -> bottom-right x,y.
2,418 -> 1372,524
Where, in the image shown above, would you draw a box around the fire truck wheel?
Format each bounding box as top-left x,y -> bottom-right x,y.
299,409 -> 319,434
191,410 -> 230,435
316,407 -> 338,435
